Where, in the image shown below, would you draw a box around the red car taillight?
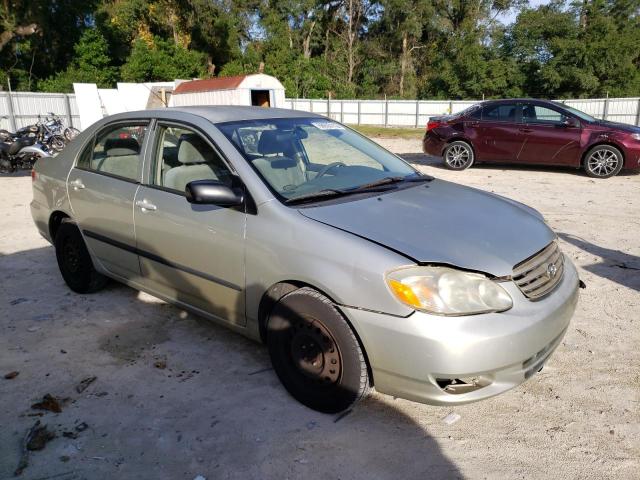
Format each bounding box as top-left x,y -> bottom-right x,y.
426,120 -> 445,131
31,169 -> 37,182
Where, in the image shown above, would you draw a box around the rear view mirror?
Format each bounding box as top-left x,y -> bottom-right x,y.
185,180 -> 244,206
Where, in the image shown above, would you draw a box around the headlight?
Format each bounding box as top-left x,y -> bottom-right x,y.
631,133 -> 640,141
386,266 -> 513,316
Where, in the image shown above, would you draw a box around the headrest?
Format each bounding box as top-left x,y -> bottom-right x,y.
178,133 -> 212,164
270,157 -> 298,169
257,130 -> 293,155
104,137 -> 140,157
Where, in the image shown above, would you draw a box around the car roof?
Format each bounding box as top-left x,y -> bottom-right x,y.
478,98 -> 559,106
101,106 -> 324,125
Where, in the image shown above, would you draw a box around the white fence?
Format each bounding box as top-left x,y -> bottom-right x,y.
284,97 -> 640,127
0,92 -> 80,131
2,90 -> 639,130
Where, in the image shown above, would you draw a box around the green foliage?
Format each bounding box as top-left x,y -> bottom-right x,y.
120,37 -> 207,82
1,0 -> 638,99
39,29 -> 118,92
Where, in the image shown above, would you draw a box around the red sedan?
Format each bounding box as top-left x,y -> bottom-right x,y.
422,99 -> 640,178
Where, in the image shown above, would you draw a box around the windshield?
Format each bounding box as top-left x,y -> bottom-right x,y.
216,117 -> 417,201
554,103 -> 596,122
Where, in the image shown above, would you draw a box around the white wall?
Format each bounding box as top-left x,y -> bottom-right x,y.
284,98 -> 640,127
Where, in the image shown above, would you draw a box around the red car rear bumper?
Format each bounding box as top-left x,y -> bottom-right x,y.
422,132 -> 446,157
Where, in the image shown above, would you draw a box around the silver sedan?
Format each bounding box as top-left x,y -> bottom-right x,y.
31,107 -> 579,413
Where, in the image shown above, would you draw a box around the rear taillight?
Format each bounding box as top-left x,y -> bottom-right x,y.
31,169 -> 37,182
426,120 -> 445,131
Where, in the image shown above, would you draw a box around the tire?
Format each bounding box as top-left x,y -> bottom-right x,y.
583,145 -> 624,178
48,135 -> 66,152
267,287 -> 370,413
443,140 -> 474,170
55,222 -> 108,293
64,127 -> 80,142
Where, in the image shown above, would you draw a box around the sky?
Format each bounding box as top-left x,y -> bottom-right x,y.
497,0 -> 552,24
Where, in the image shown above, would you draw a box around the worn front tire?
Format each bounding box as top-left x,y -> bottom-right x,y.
55,222 -> 108,293
267,287 -> 370,413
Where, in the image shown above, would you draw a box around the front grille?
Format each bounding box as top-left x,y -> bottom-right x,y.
513,241 -> 564,299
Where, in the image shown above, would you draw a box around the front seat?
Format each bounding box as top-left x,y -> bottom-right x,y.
164,134 -> 220,192
252,130 -> 306,192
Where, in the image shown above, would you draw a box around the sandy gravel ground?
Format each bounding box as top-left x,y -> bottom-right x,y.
1,139 -> 639,480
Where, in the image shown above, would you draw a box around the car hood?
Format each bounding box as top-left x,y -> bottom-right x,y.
298,180 -> 556,277
592,120 -> 640,134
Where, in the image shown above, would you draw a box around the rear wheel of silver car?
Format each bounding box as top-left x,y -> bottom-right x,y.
267,287 -> 370,413
55,222 -> 108,294
443,141 -> 474,170
584,145 -> 623,178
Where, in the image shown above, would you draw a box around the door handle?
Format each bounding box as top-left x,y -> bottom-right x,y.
70,179 -> 85,190
135,199 -> 157,212
519,128 -> 533,133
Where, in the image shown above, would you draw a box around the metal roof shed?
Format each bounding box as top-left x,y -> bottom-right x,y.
170,74 -> 286,108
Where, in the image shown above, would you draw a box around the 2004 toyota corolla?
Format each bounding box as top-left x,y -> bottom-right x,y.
30,107 -> 579,413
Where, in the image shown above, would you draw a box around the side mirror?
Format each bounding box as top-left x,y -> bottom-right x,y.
563,117 -> 580,128
185,180 -> 244,206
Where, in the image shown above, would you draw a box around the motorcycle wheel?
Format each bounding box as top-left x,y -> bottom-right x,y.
48,135 -> 66,152
64,128 -> 80,141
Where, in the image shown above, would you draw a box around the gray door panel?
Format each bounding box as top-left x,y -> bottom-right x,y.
133,186 -> 246,326
67,167 -> 141,279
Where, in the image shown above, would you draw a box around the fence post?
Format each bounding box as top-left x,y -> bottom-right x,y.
340,100 -> 344,123
357,100 -> 361,125
449,100 -> 453,115
63,94 -> 73,128
635,98 -> 640,126
327,97 -> 330,119
6,91 -> 17,131
384,98 -> 388,127
415,100 -> 419,128
602,98 -> 609,121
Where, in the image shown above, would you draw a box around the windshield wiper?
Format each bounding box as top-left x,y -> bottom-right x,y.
284,189 -> 349,204
346,174 -> 433,192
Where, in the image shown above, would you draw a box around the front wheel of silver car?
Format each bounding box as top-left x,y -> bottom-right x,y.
267,287 -> 370,413
443,141 -> 474,170
584,145 -> 624,178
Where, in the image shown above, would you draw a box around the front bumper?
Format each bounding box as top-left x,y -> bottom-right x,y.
342,255 -> 579,405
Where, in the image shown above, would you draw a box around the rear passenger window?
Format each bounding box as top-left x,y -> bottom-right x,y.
79,123 -> 148,181
482,104 -> 519,122
153,125 -> 233,193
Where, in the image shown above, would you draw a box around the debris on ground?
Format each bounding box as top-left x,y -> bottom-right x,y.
4,371 -> 19,379
14,421 -> 56,476
442,412 -> 462,425
153,359 -> 167,369
334,409 -> 352,423
31,394 -> 63,413
75,376 -> 97,393
60,455 -> 70,462
75,422 -> 89,432
248,367 -> 273,376
10,297 -> 28,306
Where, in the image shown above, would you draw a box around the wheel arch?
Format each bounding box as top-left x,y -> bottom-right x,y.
49,210 -> 71,241
581,141 -> 626,167
442,136 -> 476,156
258,280 -> 375,387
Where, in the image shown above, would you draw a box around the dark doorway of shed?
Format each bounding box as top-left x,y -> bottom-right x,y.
251,90 -> 270,107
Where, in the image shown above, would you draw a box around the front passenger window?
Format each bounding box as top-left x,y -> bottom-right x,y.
154,125 -> 233,193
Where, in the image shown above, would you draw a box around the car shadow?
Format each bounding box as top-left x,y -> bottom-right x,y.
558,233 -> 640,292
0,245 -> 463,479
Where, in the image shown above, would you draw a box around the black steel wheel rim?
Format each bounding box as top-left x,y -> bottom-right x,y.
289,317 -> 342,386
63,237 -> 81,274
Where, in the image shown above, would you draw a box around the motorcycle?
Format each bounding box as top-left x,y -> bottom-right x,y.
0,129 -> 52,173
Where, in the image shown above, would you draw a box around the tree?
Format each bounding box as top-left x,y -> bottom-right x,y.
120,36 -> 207,82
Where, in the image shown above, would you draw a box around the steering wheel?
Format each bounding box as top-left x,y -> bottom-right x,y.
315,162 -> 346,178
